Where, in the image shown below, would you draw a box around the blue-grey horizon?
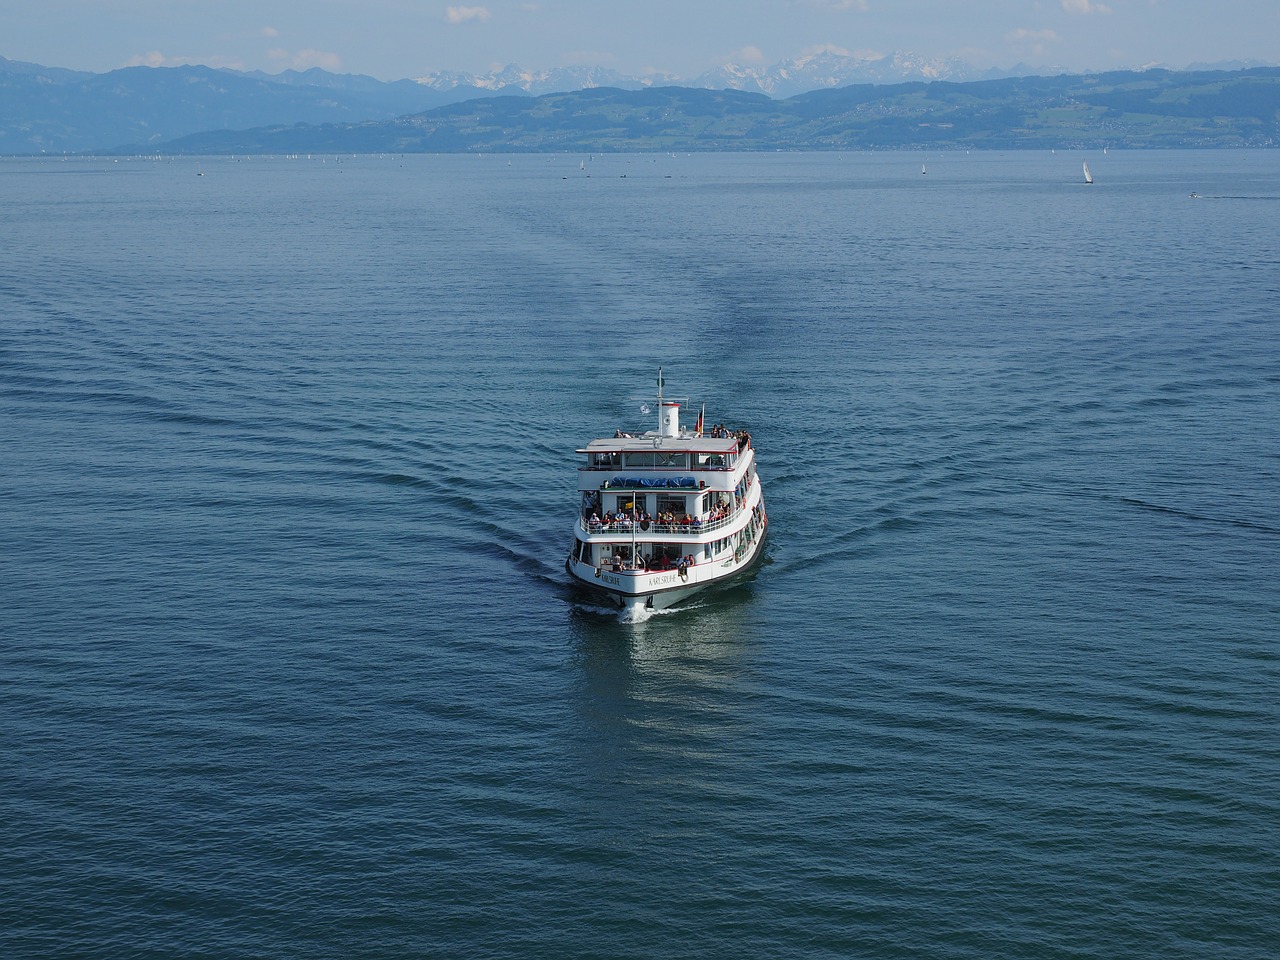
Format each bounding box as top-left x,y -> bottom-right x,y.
7,0 -> 1278,83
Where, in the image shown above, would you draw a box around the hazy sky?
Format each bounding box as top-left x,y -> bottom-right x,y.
7,1 -> 1277,80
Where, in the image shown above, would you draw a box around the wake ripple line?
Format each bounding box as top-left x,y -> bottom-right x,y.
1114,496 -> 1280,537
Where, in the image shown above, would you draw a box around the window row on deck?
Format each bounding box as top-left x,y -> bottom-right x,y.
583,450 -> 736,471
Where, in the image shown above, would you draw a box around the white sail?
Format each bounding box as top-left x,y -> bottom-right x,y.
1083,161 -> 1093,185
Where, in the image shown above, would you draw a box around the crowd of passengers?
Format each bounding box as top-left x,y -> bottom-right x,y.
606,553 -> 698,574
711,426 -> 754,452
589,511 -> 699,531
587,500 -> 734,531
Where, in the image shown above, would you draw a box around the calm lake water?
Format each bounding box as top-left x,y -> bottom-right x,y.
2,150 -> 1278,959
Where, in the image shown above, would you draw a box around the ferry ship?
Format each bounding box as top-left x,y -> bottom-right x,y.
566,372 -> 767,615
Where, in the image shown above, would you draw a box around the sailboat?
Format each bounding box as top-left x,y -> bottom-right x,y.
1083,161 -> 1094,185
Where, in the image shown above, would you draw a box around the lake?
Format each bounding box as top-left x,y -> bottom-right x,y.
2,149 -> 1277,959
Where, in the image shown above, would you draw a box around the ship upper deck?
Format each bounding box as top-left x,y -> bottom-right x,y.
576,433 -> 743,457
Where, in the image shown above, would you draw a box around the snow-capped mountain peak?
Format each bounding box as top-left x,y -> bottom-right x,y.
412,50 -> 1022,98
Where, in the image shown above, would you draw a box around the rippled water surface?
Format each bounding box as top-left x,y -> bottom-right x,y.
3,151 -> 1278,959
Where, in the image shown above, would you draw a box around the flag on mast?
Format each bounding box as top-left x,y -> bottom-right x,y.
695,403 -> 705,435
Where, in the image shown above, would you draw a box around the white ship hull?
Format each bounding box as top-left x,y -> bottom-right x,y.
566,370 -> 767,615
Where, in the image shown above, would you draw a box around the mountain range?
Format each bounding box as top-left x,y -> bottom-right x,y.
2,53 -> 1277,155
2,46 -> 1024,154
154,68 -> 1280,155
408,48 -> 1032,98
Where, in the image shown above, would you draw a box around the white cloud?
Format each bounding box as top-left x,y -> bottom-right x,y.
734,45 -> 767,65
445,6 -> 492,24
125,51 -> 178,68
261,26 -> 279,39
801,43 -> 854,58
1062,0 -> 1112,13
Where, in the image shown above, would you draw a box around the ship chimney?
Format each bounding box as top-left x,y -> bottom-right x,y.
659,402 -> 680,438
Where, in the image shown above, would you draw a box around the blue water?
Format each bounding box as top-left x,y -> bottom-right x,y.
2,150 -> 1278,959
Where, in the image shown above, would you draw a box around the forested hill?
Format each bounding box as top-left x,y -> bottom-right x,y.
124,67 -> 1280,154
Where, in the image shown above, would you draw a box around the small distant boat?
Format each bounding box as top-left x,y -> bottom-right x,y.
921,162 -> 927,176
1083,161 -> 1094,185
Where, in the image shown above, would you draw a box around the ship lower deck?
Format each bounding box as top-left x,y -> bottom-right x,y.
566,520 -> 767,611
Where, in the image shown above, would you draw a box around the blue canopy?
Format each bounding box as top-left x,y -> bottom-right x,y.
603,477 -> 697,489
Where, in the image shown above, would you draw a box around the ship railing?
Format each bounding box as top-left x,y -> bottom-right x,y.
584,560 -> 706,586
578,508 -> 743,538
578,463 -> 735,473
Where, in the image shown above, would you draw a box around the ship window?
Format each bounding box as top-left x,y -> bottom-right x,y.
649,544 -> 683,565
625,451 -> 688,468
656,495 -> 686,516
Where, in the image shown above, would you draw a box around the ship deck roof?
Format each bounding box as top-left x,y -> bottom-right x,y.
577,433 -> 741,455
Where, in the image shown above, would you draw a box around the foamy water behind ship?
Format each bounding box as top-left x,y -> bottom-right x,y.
2,151 -> 1277,959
